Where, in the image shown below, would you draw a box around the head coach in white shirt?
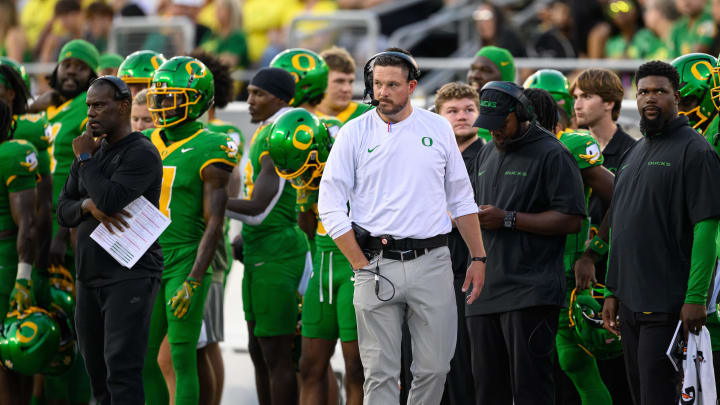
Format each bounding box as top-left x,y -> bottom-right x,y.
318,48 -> 487,404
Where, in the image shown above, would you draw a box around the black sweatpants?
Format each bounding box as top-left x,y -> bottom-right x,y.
618,303 -> 680,405
75,277 -> 160,405
466,305 -> 559,405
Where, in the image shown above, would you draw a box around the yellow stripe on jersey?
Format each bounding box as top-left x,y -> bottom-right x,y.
5,175 -> 16,186
46,99 -> 74,121
316,102 -> 358,124
198,158 -> 238,180
150,129 -> 204,160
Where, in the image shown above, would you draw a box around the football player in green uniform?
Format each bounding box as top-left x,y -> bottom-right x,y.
0,99 -> 39,405
671,53 -> 718,135
268,109 -> 364,405
30,38 -> 98,405
141,56 -> 237,405
467,46 -> 515,142
316,46 -> 373,125
225,67 -> 309,405
524,88 -> 618,405
524,69 -> 575,128
118,50 -> 167,99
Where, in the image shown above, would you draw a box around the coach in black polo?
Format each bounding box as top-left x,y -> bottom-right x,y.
602,61 -> 720,405
466,81 -> 586,405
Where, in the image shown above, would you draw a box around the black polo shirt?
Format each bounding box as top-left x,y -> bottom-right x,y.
466,123 -> 586,316
589,125 -> 636,227
606,116 -> 720,313
57,132 -> 164,287
448,138 -> 484,276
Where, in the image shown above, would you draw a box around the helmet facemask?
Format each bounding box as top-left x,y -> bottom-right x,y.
147,83 -> 201,127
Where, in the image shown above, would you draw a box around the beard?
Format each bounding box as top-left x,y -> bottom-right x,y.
377,96 -> 408,116
56,77 -> 87,100
640,108 -> 666,137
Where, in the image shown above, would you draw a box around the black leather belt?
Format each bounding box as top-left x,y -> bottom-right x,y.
366,233 -> 448,251
381,248 -> 431,261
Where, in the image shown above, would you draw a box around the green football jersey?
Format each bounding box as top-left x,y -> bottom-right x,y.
46,93 -> 88,203
148,124 -> 239,258
208,119 -> 245,156
13,113 -> 51,176
0,139 -> 39,232
317,101 -> 372,125
557,129 -> 604,274
241,124 -> 308,263
607,29 -> 669,61
669,12 -> 717,58
704,115 -> 720,155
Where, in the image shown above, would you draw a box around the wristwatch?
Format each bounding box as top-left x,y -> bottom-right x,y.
503,210 -> 517,230
78,152 -> 93,164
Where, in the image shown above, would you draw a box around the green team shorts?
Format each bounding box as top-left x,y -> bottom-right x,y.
243,252 -> 307,337
148,246 -> 212,344
302,249 -> 357,342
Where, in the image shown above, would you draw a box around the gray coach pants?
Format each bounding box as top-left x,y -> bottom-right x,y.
353,246 -> 457,405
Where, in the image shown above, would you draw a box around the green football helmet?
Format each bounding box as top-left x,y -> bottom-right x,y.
523,69 -> 574,119
0,307 -> 60,375
569,286 -> 622,361
267,108 -> 332,190
147,56 -> 215,128
270,49 -> 328,107
672,53 -> 717,131
0,57 -> 31,93
118,50 -> 167,87
48,264 -> 75,319
42,311 -> 77,376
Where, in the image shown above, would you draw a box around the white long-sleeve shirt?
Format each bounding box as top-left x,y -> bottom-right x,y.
318,107 -> 478,240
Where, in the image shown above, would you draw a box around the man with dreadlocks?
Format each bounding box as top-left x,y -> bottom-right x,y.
0,99 -> 39,405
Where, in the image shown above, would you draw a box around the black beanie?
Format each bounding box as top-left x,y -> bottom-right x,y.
250,67 -> 296,103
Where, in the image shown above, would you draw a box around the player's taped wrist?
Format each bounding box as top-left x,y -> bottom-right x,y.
16,262 -> 32,280
588,235 -> 608,257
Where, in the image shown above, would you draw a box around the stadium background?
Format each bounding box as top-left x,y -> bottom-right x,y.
2,0 -> 714,403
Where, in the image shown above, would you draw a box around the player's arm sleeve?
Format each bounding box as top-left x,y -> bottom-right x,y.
318,125 -> 355,239
685,219 -> 719,305
442,121 -> 478,219
79,143 -> 163,214
57,160 -> 86,227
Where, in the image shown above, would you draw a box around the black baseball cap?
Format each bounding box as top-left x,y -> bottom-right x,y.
473,82 -> 522,130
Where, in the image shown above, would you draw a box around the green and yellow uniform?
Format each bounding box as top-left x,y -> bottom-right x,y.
13,113 -> 51,177
47,93 -> 88,206
317,101 -> 373,125
606,29 -> 669,60
242,124 -> 310,337
0,139 -> 39,323
669,12 -> 717,58
556,129 -> 612,405
200,31 -> 250,69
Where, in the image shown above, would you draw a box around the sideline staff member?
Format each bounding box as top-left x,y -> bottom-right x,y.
603,61 -> 720,405
319,48 -> 486,404
57,76 -> 163,404
468,81 -> 586,405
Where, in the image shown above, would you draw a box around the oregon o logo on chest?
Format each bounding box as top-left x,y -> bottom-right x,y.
421,137 -> 433,147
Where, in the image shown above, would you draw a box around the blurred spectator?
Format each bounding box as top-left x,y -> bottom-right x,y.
711,0 -> 720,56
200,0 -> 249,70
603,1 -> 643,59
242,0 -> 293,64
336,0 -> 389,8
85,1 -> 114,53
38,0 -> 85,64
472,3 -> 526,57
569,0 -> 605,57
0,0 -> 28,62
98,53 -> 124,75
529,0 -> 577,58
20,0 -> 59,52
281,0 -> 338,53
669,0 -> 716,57
638,0 -> 676,59
169,0 -> 211,48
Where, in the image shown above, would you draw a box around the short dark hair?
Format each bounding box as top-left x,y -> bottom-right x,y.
571,69 -> 624,121
0,100 -> 13,143
54,0 -> 81,16
0,65 -> 29,115
635,60 -> 679,91
374,47 -> 416,81
190,50 -> 234,109
523,88 -> 558,133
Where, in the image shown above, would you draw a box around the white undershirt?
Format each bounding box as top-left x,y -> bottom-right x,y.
318,107 -> 478,239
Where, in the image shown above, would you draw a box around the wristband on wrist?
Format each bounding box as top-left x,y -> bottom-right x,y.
589,235 -> 609,256
471,256 -> 487,263
17,262 -> 32,280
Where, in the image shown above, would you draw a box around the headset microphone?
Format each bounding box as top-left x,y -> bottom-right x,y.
362,51 -> 420,106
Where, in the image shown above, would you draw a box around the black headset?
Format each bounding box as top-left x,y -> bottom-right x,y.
363,51 -> 420,105
91,75 -> 132,101
480,81 -> 535,122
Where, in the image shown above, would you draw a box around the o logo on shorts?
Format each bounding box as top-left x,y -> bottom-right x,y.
690,60 -> 714,81
16,321 -> 38,344
291,54 -> 316,72
185,61 -> 207,78
293,125 -> 313,150
421,137 -> 433,147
